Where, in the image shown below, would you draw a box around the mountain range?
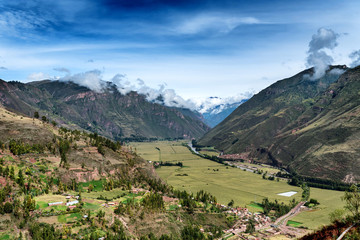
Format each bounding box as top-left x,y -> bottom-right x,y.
199,65 -> 360,182
200,99 -> 247,127
0,79 -> 209,140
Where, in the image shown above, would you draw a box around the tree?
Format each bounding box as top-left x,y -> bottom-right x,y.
329,208 -> 346,223
227,199 -> 234,207
245,218 -> 256,233
88,184 -> 94,193
41,116 -> 47,122
181,225 -> 205,240
17,169 -> 25,187
4,202 -> 13,213
34,112 -> 39,119
342,184 -> 360,220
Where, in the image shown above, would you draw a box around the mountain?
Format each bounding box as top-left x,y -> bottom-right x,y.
201,100 -> 247,127
199,65 -> 360,182
0,79 -> 209,140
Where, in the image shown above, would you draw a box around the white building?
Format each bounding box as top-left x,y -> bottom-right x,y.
48,202 -> 63,206
66,200 -> 79,206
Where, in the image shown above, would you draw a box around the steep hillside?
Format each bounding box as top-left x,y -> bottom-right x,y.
0,105 -> 235,239
0,80 -> 209,140
199,65 -> 360,181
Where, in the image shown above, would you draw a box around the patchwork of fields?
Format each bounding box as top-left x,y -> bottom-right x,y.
130,141 -> 345,230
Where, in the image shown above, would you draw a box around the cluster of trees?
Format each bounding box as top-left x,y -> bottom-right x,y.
88,132 -> 121,153
137,225 -> 218,240
33,112 -> 57,127
285,170 -> 351,191
28,222 -> 62,240
141,192 -> 164,210
173,190 -> 198,213
301,183 -> 310,201
195,190 -> 217,205
342,184 -> 360,221
8,139 -> 45,155
181,225 -> 206,240
0,164 -> 15,180
154,161 -> 183,168
261,198 -> 297,218
58,138 -> 70,167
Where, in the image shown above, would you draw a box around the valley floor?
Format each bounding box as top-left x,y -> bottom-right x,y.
130,141 -> 345,231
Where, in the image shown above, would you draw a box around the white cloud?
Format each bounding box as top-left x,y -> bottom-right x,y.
27,72 -> 51,81
329,68 -> 346,75
306,28 -> 340,80
177,14 -> 262,35
60,70 -> 104,92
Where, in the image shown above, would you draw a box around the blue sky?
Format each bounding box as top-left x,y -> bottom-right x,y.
0,0 -> 360,102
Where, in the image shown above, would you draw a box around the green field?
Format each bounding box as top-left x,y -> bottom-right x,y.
287,220 -> 303,227
0,234 -> 10,240
58,213 -> 82,223
79,180 -> 104,192
130,141 -> 346,229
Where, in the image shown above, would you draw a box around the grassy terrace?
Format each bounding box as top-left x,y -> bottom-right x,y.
130,141 -> 345,229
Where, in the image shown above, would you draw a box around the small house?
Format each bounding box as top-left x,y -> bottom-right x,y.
66,200 -> 79,206
48,202 -> 63,206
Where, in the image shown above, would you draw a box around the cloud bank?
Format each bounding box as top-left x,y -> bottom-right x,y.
56,70 -> 197,110
306,28 -> 339,80
54,69 -> 251,112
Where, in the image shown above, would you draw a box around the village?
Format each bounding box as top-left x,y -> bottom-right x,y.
214,202 -> 308,239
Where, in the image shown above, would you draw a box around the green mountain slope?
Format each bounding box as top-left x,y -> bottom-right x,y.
199,65 -> 360,182
0,105 -> 230,239
0,79 -> 209,140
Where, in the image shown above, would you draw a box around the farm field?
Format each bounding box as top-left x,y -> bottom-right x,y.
130,141 -> 346,229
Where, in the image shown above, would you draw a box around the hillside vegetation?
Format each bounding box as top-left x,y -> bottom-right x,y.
199,65 -> 360,182
0,105 -> 237,239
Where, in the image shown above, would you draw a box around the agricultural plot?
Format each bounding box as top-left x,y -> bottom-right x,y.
58,213 -> 82,223
290,187 -> 344,229
130,141 -> 346,229
132,141 -> 302,205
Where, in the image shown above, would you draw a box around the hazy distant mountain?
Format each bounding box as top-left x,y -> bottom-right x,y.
199,65 -> 360,182
0,79 -> 209,140
200,99 -> 247,127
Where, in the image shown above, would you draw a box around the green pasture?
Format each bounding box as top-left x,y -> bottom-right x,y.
130,141 -> 346,229
83,202 -> 100,210
247,202 -> 264,212
79,180 -> 103,192
287,220 -> 303,227
0,234 -> 11,240
58,213 -> 82,223
291,187 -> 344,229
36,201 -> 48,210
